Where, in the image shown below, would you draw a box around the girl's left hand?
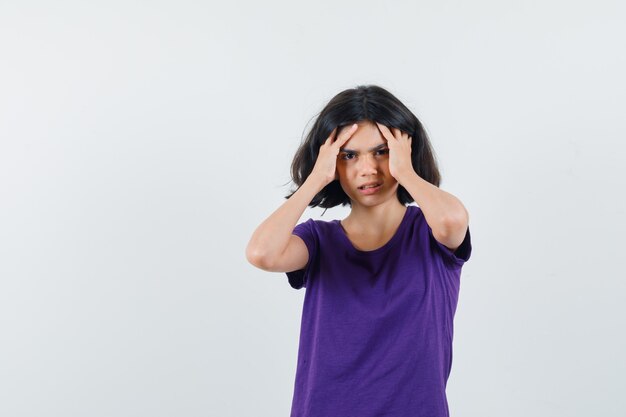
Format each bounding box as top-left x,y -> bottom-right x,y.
375,122 -> 413,184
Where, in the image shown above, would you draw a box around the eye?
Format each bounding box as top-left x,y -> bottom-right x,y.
340,153 -> 355,160
375,149 -> 389,156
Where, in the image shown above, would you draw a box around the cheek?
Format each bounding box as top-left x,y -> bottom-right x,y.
336,164 -> 350,177
337,174 -> 356,190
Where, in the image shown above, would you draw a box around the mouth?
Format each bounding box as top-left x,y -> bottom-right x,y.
358,182 -> 383,194
358,182 -> 382,190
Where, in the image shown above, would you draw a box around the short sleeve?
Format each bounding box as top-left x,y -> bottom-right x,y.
428,224 -> 472,267
285,218 -> 318,290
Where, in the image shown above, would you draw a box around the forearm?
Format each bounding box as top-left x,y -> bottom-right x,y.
398,171 -> 468,236
246,175 -> 326,266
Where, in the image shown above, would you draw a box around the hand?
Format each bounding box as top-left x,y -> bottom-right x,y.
310,123 -> 359,186
375,122 -> 413,183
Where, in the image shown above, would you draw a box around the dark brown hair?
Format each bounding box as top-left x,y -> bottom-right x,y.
286,85 -> 441,213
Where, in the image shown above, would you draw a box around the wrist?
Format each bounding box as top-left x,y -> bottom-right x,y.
305,173 -> 330,191
396,169 -> 417,187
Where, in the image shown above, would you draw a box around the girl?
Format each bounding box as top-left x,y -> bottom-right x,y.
246,85 -> 472,417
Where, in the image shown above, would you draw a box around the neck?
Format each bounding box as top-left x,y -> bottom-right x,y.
344,200 -> 407,233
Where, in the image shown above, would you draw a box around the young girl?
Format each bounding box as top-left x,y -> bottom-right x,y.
246,85 -> 472,417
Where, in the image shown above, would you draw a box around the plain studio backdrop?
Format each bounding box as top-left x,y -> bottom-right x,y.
1,1 -> 624,416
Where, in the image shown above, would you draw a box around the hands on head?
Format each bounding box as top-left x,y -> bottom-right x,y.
310,122 -> 412,186
310,123 -> 359,186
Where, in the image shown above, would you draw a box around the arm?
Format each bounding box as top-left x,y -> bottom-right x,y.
375,122 -> 469,252
247,124 -> 360,269
397,171 -> 469,251
245,174 -> 326,269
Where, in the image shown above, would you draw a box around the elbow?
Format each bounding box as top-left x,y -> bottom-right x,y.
246,244 -> 270,269
245,244 -> 262,266
442,210 -> 469,235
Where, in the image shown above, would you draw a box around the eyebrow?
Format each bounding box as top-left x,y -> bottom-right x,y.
339,143 -> 388,153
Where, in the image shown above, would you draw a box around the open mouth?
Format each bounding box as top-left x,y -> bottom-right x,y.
359,183 -> 382,190
358,182 -> 383,194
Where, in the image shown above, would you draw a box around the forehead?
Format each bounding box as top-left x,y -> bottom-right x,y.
339,121 -> 386,150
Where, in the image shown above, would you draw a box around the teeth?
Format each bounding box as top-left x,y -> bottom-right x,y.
361,184 -> 379,189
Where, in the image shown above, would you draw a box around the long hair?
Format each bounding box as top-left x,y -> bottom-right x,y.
286,85 -> 441,213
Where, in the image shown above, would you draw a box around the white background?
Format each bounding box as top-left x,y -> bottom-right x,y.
1,1 -> 624,416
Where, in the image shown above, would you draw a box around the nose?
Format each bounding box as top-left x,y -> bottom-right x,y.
357,153 -> 378,175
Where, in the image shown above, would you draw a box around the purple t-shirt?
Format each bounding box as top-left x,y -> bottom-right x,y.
285,204 -> 472,417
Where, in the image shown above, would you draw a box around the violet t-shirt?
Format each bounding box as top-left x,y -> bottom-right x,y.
285,204 -> 472,417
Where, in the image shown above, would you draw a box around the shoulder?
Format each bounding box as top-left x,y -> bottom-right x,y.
296,217 -> 337,229
292,217 -> 336,239
406,204 -> 471,261
405,204 -> 423,224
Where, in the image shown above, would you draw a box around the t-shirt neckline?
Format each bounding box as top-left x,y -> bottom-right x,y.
334,206 -> 412,255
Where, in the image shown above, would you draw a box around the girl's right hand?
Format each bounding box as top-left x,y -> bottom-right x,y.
310,123 -> 358,186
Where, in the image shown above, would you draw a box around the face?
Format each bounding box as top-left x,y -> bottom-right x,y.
336,121 -> 400,208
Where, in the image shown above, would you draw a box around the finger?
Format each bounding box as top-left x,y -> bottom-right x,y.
375,122 -> 395,142
393,127 -> 407,139
326,127 -> 338,144
334,123 -> 358,146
